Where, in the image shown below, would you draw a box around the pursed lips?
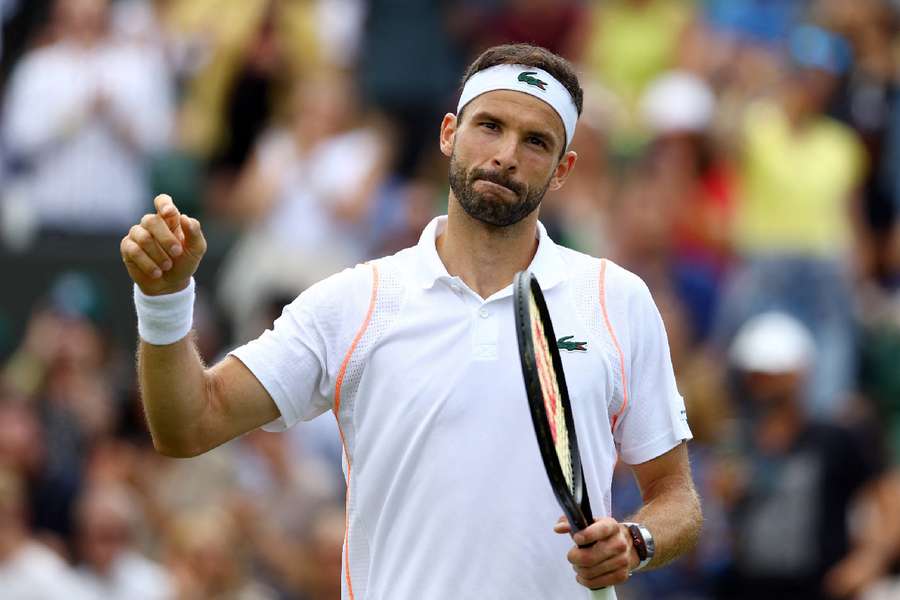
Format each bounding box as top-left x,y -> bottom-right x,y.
474,179 -> 517,197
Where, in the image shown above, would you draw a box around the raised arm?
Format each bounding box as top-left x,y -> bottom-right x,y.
121,195 -> 279,457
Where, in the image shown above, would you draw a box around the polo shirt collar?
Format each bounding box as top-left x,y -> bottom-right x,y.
415,215 -> 568,292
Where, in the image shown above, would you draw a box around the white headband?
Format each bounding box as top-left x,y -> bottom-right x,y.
457,64 -> 578,149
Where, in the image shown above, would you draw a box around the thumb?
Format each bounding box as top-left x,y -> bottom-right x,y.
554,516 -> 571,535
179,214 -> 207,257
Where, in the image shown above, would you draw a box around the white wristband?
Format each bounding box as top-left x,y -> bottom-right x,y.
134,278 -> 195,345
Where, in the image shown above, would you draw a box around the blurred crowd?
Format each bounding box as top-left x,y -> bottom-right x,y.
2,0 -> 900,598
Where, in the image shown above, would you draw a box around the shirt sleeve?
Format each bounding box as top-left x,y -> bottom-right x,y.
610,272 -> 693,465
229,264 -> 372,432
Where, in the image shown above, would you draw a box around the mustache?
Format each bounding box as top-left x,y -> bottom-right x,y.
469,168 -> 524,196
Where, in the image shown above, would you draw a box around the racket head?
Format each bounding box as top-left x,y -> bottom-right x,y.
513,270 -> 593,533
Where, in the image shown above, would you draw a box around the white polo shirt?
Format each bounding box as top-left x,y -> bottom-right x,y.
230,216 -> 691,600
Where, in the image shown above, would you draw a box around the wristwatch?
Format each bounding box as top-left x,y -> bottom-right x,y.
623,523 -> 655,572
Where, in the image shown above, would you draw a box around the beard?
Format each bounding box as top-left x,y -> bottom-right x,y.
448,150 -> 551,227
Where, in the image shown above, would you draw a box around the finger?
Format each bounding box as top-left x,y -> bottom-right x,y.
141,214 -> 182,259
180,215 -> 207,256
567,532 -> 628,568
573,517 -> 620,546
554,520 -> 571,534
577,567 -> 629,590
153,194 -> 183,237
154,193 -> 179,220
573,551 -> 631,581
129,225 -> 172,271
121,238 -> 162,278
567,546 -> 599,568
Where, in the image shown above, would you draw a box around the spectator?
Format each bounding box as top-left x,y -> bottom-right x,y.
73,483 -> 173,600
1,0 -> 173,235
0,467 -> 98,599
218,71 -> 390,342
716,25 -> 865,418
576,0 -> 696,149
718,311 -> 895,600
2,304 -> 113,543
819,0 -> 900,289
174,0 -> 324,166
641,70 -> 731,274
229,429 -> 341,597
166,506 -> 275,600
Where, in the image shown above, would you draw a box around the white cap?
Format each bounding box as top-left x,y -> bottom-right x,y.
641,71 -> 715,134
729,311 -> 815,374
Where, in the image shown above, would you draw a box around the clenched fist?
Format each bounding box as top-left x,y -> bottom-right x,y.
120,194 -> 206,296
554,516 -> 640,590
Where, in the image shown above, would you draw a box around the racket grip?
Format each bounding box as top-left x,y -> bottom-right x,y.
590,586 -> 615,600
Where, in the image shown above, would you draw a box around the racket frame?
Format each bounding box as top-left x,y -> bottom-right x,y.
513,270 -> 594,533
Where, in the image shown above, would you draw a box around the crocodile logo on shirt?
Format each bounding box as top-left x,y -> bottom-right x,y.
557,335 -> 587,352
518,71 -> 548,91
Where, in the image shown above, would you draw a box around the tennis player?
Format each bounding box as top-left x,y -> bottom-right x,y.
121,44 -> 701,599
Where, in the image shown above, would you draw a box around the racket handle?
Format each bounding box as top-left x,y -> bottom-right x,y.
590,586 -> 615,600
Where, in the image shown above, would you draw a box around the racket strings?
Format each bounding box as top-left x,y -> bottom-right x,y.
529,293 -> 574,492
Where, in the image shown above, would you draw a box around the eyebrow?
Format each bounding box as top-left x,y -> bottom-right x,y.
469,110 -> 561,151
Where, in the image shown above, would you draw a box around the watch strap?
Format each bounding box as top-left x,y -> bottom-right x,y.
624,522 -> 654,572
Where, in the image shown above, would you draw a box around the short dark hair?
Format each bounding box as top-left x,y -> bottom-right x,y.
460,44 -> 584,117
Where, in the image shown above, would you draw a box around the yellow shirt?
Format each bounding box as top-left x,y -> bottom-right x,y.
734,101 -> 866,257
584,0 -> 691,107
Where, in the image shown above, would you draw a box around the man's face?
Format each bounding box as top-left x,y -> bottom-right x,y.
744,370 -> 804,412
786,67 -> 838,116
56,0 -> 108,40
441,90 -> 574,227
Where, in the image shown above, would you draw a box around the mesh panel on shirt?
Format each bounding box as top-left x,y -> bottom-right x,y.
569,259 -> 626,429
337,258 -> 405,600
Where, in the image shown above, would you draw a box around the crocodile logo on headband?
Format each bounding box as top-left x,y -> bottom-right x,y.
518,71 -> 548,91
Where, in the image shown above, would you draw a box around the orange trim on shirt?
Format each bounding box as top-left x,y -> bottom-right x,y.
332,262 -> 379,600
599,259 -> 629,433
333,413 -> 355,600
335,263 -> 380,414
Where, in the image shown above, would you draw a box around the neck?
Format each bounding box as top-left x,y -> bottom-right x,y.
0,526 -> 27,563
436,195 -> 540,299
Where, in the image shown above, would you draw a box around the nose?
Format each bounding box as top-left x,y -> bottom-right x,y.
491,134 -> 518,173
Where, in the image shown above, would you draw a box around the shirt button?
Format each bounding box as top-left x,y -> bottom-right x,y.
479,308 -> 489,318
450,283 -> 461,293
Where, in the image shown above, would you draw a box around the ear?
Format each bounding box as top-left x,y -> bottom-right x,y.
548,150 -> 578,191
439,113 -> 457,158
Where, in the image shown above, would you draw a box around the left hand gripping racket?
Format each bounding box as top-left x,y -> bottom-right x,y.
513,270 -> 614,600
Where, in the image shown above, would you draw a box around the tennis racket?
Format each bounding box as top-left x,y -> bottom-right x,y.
513,270 -> 613,600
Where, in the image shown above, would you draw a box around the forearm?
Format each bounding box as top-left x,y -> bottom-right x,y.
127,197 -> 277,456
627,470 -> 702,570
855,472 -> 900,560
138,334 -> 213,457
